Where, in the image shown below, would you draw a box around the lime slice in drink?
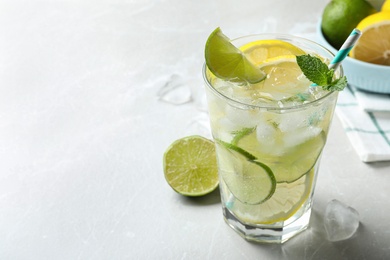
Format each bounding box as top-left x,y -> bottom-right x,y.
205,27 -> 266,83
216,140 -> 276,205
232,126 -> 325,183
163,136 -> 219,196
229,168 -> 315,224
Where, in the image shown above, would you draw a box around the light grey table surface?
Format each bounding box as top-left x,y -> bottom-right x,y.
1,0 -> 389,259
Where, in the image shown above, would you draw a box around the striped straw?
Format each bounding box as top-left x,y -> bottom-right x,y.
328,28 -> 362,70
310,28 -> 362,87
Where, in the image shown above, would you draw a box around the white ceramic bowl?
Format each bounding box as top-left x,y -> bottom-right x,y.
316,20 -> 390,94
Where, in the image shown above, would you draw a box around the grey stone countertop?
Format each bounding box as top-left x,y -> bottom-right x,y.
0,0 -> 389,259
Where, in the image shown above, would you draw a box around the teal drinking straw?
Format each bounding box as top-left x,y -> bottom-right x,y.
310,28 -> 362,88
328,28 -> 362,70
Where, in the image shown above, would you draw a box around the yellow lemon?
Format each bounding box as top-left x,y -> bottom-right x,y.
240,40 -> 306,65
251,55 -> 312,100
350,11 -> 390,65
382,0 -> 390,11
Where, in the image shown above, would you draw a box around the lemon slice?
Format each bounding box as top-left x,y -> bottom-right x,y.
205,27 -> 266,83
350,12 -> 390,65
382,0 -> 390,11
163,136 -> 219,196
232,127 -> 325,183
228,168 -> 315,224
240,40 -> 306,65
216,140 -> 276,205
250,55 -> 312,100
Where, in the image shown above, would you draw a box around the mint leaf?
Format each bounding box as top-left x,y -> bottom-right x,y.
296,54 -> 347,91
326,70 -> 334,85
324,76 -> 348,91
296,55 -> 329,86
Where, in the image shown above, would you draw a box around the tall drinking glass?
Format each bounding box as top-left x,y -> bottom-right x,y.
203,34 -> 341,243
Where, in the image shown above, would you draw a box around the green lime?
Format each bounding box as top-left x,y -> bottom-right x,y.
216,140 -> 276,205
321,0 -> 376,49
163,136 -> 219,196
205,27 -> 266,83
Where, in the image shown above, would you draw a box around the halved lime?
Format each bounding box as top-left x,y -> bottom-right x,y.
205,27 -> 266,83
163,136 -> 219,196
215,140 -> 276,205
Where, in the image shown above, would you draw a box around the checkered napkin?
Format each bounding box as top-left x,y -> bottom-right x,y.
336,85 -> 390,162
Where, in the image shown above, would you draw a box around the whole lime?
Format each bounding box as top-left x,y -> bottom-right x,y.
321,0 -> 377,49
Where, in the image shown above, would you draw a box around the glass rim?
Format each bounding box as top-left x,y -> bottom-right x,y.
202,33 -> 343,111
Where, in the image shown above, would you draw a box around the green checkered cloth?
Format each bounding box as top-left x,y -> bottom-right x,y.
349,85 -> 390,112
336,85 -> 390,162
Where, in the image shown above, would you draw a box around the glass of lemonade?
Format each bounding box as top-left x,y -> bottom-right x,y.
203,33 -> 342,243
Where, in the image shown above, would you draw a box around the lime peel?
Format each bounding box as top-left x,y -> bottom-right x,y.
205,27 -> 266,84
216,139 -> 276,204
230,169 -> 315,224
231,126 -> 326,183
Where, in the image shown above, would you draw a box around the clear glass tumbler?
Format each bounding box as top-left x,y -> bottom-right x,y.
203,34 -> 341,243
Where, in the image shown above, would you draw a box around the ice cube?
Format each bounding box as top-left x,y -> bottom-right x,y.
256,119 -> 277,139
308,85 -> 329,100
224,105 -> 260,128
216,118 -> 237,132
283,126 -> 322,148
324,199 -> 360,242
157,74 -> 192,105
253,113 -> 285,155
277,92 -> 316,108
277,111 -> 309,133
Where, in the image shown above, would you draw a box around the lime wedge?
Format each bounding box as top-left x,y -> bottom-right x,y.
216,140 -> 276,205
163,136 -> 219,196
205,27 -> 266,83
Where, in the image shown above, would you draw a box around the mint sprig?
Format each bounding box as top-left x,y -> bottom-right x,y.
296,54 -> 347,91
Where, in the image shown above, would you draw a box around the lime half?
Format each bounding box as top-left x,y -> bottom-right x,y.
163,136 -> 219,196
205,27 -> 266,83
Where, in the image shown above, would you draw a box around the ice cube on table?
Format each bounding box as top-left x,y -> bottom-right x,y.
157,74 -> 192,105
324,199 -> 360,242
